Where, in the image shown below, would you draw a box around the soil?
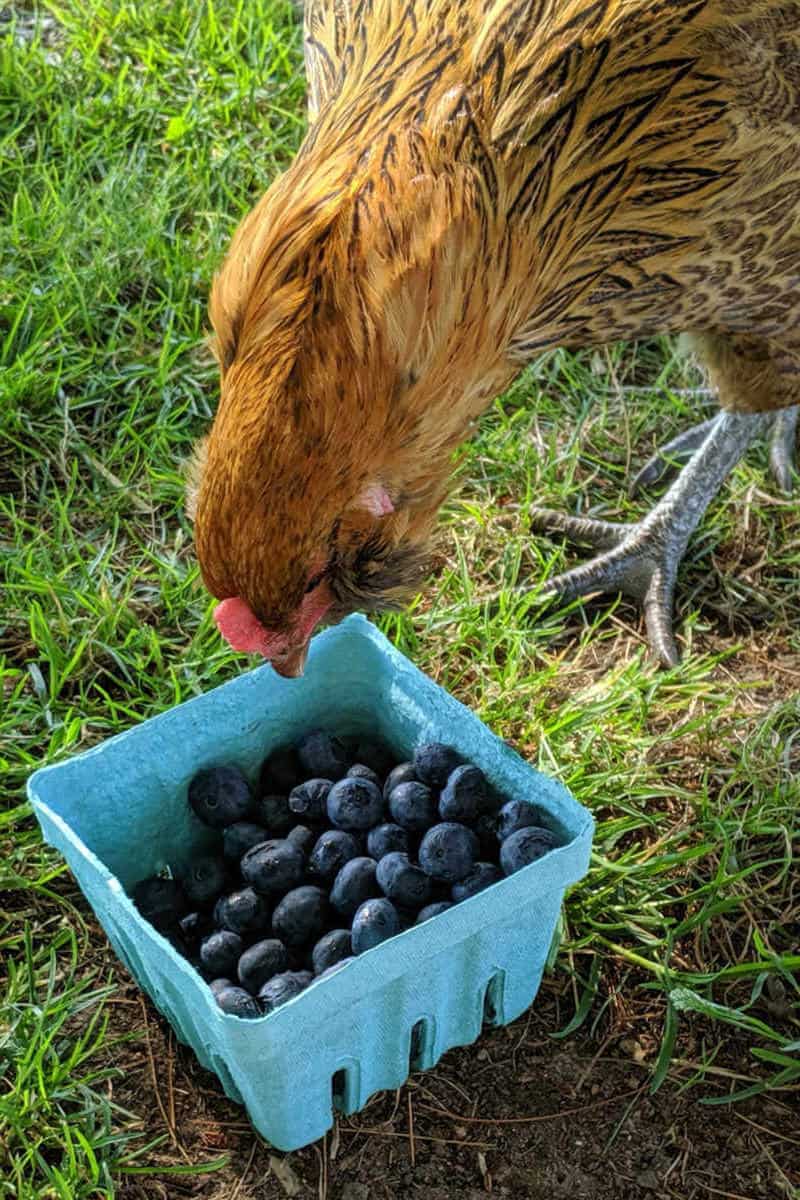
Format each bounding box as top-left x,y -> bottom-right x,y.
104,953 -> 799,1200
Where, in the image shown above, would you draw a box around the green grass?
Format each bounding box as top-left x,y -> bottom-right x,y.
2,2 -> 799,1196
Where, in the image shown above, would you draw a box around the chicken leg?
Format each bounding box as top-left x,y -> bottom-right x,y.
630,406 -> 799,496
529,410 -> 774,667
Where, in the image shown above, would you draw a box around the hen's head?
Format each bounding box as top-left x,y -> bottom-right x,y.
190,138 -> 502,675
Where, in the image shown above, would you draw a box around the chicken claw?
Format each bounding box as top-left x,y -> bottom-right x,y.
630,405 -> 799,498
530,410 -> 772,667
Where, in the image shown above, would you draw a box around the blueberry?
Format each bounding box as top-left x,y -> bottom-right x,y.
181,855 -> 229,909
241,839 -> 304,895
311,929 -> 352,975
366,823 -> 409,860
237,937 -> 289,993
200,930 -> 244,977
178,910 -> 212,946
215,986 -> 261,1018
351,898 -> 400,953
260,744 -> 302,794
376,852 -> 432,908
413,743 -> 461,789
289,778 -> 332,824
500,826 -> 558,875
318,956 -> 356,979
388,782 -> 436,832
352,739 -> 394,777
271,885 -> 329,947
286,824 -> 315,856
307,830 -> 360,883
497,799 -> 549,841
383,762 -> 417,800
188,765 -> 253,828
474,813 -> 500,858
133,876 -> 189,932
439,764 -> 486,824
346,763 -> 381,787
223,821 -> 269,861
327,777 -> 384,831
418,823 -> 476,882
451,862 -> 502,902
330,857 -> 379,917
215,888 -> 270,936
256,792 -> 294,835
415,901 -> 453,924
209,977 -> 234,997
259,969 -> 313,1012
296,730 -> 349,781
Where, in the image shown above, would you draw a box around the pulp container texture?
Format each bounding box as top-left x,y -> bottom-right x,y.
28,614 -> 594,1151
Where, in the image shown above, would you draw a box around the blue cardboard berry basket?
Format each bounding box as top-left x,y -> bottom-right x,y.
27,614 -> 593,1151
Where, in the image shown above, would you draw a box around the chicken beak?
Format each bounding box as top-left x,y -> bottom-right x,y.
271,641 -> 309,678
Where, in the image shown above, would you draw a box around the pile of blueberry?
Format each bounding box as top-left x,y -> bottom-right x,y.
132,733 -> 559,1019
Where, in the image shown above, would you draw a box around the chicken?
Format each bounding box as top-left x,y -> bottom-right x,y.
190,0 -> 800,673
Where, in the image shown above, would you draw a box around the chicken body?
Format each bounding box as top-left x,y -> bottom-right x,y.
193,0 -> 800,671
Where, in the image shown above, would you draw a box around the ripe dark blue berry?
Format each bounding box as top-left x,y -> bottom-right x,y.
200,930 -> 244,977
451,862 -> 502,902
215,888 -> 270,936
260,745 -> 302,795
439,764 -> 486,824
389,782 -> 436,831
366,823 -> 410,860
415,901 -> 453,924
500,826 -> 558,875
352,739 -> 394,777
223,821 -> 269,861
330,857 -> 379,917
237,938 -> 289,993
188,765 -> 253,828
181,855 -> 229,909
215,986 -> 261,1018
256,792 -> 294,835
311,929 -> 352,976
327,777 -> 384,831
347,763 -> 381,787
307,830 -> 360,882
418,823 -> 476,882
383,762 -> 417,800
413,743 -> 461,789
318,956 -> 356,979
133,876 -> 189,932
258,970 -> 313,1012
286,824 -> 315,856
271,885 -> 329,947
296,731 -> 349,781
289,778 -> 332,823
376,852 -> 432,908
497,799 -> 549,841
241,839 -> 304,895
474,813 -> 500,858
209,977 -> 234,997
351,899 -> 401,953
178,910 -> 212,946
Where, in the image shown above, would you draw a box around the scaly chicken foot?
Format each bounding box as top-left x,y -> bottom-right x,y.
630,405 -> 799,497
530,410 -> 772,667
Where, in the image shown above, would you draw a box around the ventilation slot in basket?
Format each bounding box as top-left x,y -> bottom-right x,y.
332,1068 -> 348,1111
483,972 -> 505,1027
410,1018 -> 431,1069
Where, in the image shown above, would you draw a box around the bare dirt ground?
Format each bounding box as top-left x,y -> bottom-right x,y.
102,951 -> 798,1200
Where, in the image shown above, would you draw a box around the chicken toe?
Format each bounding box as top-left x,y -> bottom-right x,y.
630,406 -> 799,498
768,406 -> 799,496
529,410 -> 771,666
